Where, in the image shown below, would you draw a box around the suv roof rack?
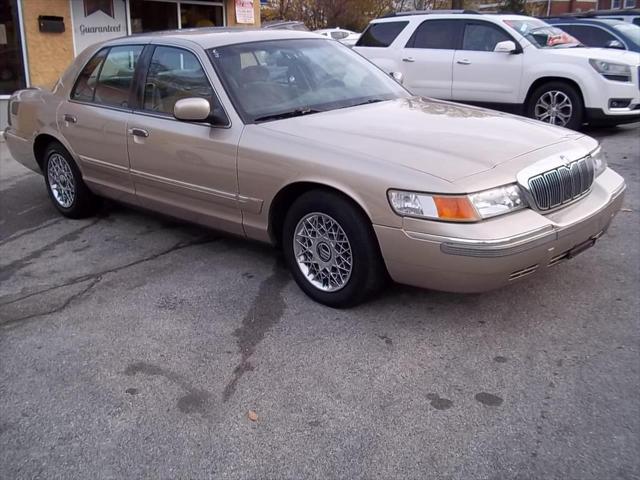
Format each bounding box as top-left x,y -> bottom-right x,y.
382,9 -> 480,17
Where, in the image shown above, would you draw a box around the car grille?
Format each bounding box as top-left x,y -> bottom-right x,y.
528,156 -> 595,211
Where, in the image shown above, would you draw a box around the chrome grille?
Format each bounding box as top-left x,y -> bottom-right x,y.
528,156 -> 595,211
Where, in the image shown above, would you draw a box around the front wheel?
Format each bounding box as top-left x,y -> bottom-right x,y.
526,82 -> 584,130
282,190 -> 386,308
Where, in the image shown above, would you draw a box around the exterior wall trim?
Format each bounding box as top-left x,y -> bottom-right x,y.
17,0 -> 30,88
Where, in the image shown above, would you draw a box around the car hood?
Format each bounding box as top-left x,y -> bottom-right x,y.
259,97 -> 585,183
544,46 -> 640,64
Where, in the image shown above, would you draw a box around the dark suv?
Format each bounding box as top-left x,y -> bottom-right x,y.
544,17 -> 640,52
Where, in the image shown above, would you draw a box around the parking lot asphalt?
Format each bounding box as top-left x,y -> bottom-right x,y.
1,124 -> 639,480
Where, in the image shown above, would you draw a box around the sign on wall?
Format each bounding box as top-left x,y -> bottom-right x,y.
71,0 -> 127,55
235,0 -> 255,24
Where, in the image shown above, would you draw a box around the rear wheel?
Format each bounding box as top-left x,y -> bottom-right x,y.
282,190 -> 386,308
526,81 -> 584,130
43,142 -> 98,218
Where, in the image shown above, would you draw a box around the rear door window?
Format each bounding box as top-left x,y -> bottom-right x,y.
93,45 -> 143,108
356,21 -> 409,47
71,48 -> 108,102
407,20 -> 463,49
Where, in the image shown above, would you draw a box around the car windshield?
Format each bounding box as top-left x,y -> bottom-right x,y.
504,19 -> 582,48
613,22 -> 640,46
208,38 -> 408,123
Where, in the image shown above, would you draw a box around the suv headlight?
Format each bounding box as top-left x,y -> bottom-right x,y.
388,184 -> 526,222
590,145 -> 607,177
589,59 -> 632,82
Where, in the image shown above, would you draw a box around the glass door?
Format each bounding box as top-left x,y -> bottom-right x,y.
0,0 -> 27,95
129,0 -> 226,34
129,0 -> 179,33
180,2 -> 224,28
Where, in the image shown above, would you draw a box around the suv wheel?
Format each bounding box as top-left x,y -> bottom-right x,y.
43,141 -> 98,218
526,81 -> 584,130
283,190 -> 386,308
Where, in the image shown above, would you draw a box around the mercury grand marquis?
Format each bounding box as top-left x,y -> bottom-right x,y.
4,29 -> 626,307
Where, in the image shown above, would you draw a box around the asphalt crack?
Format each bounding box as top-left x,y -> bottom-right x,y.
0,219 -> 101,283
0,235 -> 220,327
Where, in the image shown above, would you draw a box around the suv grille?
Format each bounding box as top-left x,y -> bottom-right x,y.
528,156 -> 595,211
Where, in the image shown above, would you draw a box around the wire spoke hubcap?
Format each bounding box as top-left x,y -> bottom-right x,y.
534,90 -> 573,127
47,153 -> 76,208
293,212 -> 353,292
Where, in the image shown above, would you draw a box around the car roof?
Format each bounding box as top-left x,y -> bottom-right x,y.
102,27 -> 320,49
544,17 -> 625,25
370,12 -> 531,23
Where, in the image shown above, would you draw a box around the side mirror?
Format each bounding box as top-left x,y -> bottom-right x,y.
389,71 -> 404,84
174,97 -> 211,122
494,40 -> 518,54
605,39 -> 625,49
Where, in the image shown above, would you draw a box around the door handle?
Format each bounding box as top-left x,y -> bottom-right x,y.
63,114 -> 77,124
402,57 -> 415,63
456,59 -> 471,65
128,127 -> 149,138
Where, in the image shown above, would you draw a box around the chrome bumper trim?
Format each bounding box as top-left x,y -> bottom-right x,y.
433,184 -> 625,258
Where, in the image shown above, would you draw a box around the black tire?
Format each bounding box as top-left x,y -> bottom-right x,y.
43,141 -> 98,218
282,190 -> 386,308
526,81 -> 584,130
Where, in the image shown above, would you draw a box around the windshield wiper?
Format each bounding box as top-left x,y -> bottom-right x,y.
334,98 -> 387,111
254,107 -> 322,122
351,98 -> 386,107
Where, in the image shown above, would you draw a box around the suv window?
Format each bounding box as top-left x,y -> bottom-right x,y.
462,23 -> 512,51
71,48 -> 108,102
93,45 -> 143,108
557,24 -> 617,47
331,31 -> 349,40
407,20 -> 462,49
356,21 -> 408,47
142,46 -> 222,118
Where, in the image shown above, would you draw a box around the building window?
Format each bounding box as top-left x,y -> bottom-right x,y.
611,0 -> 621,8
0,0 -> 27,95
623,0 -> 636,8
129,0 -> 225,34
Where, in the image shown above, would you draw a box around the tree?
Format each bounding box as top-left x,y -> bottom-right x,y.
262,0 -> 396,31
498,0 -> 526,13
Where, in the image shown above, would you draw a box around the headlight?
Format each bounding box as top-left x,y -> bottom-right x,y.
590,145 -> 607,177
589,59 -> 632,82
388,184 -> 526,222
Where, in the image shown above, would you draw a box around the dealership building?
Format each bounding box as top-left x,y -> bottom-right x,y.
1,0 -> 261,128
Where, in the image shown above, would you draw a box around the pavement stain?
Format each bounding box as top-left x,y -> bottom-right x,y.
474,392 -> 504,407
124,361 -> 211,414
222,260 -> 289,402
426,393 -> 454,411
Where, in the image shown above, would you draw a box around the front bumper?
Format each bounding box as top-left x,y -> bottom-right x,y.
374,168 -> 626,293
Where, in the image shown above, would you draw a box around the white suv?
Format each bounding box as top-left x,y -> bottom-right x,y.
354,12 -> 640,129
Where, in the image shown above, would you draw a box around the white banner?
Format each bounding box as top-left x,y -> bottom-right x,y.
235,0 -> 255,24
70,0 -> 127,55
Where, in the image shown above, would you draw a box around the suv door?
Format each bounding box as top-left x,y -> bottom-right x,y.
60,45 -> 143,203
401,19 -> 463,99
127,44 -> 244,235
452,21 -> 523,104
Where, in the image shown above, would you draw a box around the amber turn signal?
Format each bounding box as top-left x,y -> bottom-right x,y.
433,196 -> 480,221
